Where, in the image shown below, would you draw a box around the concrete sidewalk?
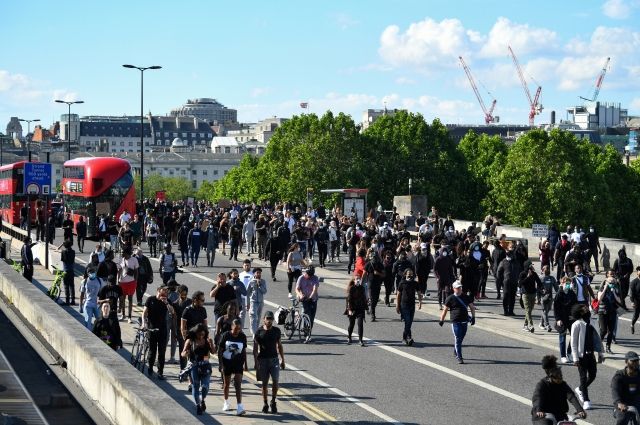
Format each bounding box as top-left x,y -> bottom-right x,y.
12,251 -> 328,425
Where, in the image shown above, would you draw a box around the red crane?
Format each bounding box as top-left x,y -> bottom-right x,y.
508,46 -> 542,127
580,57 -> 611,102
459,56 -> 497,125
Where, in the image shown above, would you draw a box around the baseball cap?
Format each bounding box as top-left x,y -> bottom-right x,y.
383,222 -> 389,227
420,243 -> 428,250
263,311 -> 275,319
625,351 -> 640,361
452,280 -> 462,289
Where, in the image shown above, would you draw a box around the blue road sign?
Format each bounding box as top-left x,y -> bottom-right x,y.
23,163 -> 52,195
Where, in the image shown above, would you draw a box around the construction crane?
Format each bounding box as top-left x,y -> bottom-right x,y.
580,57 -> 611,102
508,46 -> 543,127
459,56 -> 497,125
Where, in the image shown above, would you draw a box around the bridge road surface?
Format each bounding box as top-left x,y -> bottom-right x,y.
21,240 -> 640,425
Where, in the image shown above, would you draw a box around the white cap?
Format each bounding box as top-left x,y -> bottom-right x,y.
452,280 -> 462,289
420,243 -> 428,249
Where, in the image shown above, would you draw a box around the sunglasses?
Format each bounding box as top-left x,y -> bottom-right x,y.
265,317 -> 274,321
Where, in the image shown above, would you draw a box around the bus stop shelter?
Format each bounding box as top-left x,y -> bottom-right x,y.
320,188 -> 368,222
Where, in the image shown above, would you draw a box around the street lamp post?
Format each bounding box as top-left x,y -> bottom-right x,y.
54,100 -> 84,160
18,118 -> 40,162
122,64 -> 161,203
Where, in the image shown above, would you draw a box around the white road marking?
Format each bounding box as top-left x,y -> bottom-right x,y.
143,257 -> 593,425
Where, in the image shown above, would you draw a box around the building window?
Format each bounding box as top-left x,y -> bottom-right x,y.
169,170 -> 174,176
173,132 -> 178,138
120,142 -> 125,146
181,170 -> 186,175
192,170 -> 197,175
137,142 -> 141,146
192,180 -> 197,189
224,147 -> 231,154
203,170 -> 207,176
182,133 -> 188,138
128,142 -> 133,147
213,170 -> 218,175
164,132 -> 170,137
224,170 -> 228,175
111,141 -> 116,145
156,132 -> 160,137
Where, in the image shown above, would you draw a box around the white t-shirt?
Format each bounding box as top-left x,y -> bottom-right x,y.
119,256 -> 139,283
239,271 -> 254,290
119,212 -> 131,226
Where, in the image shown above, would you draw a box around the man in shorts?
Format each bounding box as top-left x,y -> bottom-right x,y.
253,311 -> 285,414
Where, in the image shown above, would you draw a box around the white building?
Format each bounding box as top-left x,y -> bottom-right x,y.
210,137 -> 241,154
566,102 -> 628,130
361,108 -> 405,131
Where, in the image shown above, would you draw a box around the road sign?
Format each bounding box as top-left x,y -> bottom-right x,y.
23,163 -> 52,195
532,223 -> 548,238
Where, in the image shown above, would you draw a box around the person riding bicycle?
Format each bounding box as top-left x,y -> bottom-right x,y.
295,265 -> 319,344
612,351 -> 640,425
531,354 -> 586,424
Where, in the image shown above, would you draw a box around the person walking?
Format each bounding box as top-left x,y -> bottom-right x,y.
188,223 -> 202,267
159,243 -> 177,284
146,216 -> 159,257
60,239 -> 76,305
615,249 -> 634,309
539,265 -> 558,332
396,268 -> 422,346
134,248 -> 153,307
205,223 -> 219,267
286,243 -> 304,299
630,267 -> 640,335
118,247 -> 138,323
218,319 -> 248,415
433,247 -> 455,309
20,237 -> 35,282
439,280 -> 475,364
177,222 -> 190,267
570,304 -> 605,410
519,264 -> 542,333
181,323 -> 215,415
554,277 -> 578,363
597,271 -> 623,354
345,277 -> 367,346
531,355 -> 586,424
295,265 -> 319,344
210,272 -> 237,324
92,302 -> 122,351
253,311 -> 286,414
611,351 -> 640,425
265,232 -> 283,282
79,267 -> 103,329
143,285 -> 174,380
76,215 -> 87,253
246,268 -> 267,336
497,248 -> 523,316
363,250 -> 384,321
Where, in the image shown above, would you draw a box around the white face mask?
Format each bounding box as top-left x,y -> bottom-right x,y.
442,251 -> 448,257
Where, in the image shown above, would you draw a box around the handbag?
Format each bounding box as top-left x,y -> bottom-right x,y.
590,298 -> 600,314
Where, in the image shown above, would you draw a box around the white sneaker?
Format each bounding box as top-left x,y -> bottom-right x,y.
583,400 -> 592,410
222,400 -> 231,411
237,403 -> 246,416
288,293 -> 293,299
575,387 -> 584,404
538,323 -> 546,330
561,357 -> 569,364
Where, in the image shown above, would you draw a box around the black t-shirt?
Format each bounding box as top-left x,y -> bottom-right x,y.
397,279 -> 418,308
173,298 -> 192,321
444,294 -> 473,323
218,331 -> 247,369
365,260 -> 384,287
182,305 -> 208,329
254,326 -> 281,359
145,296 -> 169,330
212,283 -> 237,316
97,285 -> 123,317
97,260 -> 118,281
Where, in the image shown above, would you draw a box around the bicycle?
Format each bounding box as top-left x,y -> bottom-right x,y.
282,298 -> 311,342
130,322 -> 159,373
47,269 -> 65,302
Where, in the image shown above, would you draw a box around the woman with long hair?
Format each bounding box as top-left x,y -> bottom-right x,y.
286,243 -> 304,299
345,278 -> 368,346
181,323 -> 215,415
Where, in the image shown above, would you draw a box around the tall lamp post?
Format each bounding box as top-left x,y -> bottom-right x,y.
122,64 -> 161,202
18,118 -> 40,162
55,100 -> 84,160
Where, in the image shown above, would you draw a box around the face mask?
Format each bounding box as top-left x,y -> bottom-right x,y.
474,246 -> 480,251
505,256 -> 512,261
89,273 -> 97,280
442,251 -> 448,257
563,285 -> 571,293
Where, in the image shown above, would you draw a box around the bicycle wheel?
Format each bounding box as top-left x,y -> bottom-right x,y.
130,335 -> 141,366
299,314 -> 311,341
139,338 -> 150,372
284,310 -> 295,340
49,284 -> 60,301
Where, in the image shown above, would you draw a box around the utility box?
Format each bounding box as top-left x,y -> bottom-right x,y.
393,195 -> 428,218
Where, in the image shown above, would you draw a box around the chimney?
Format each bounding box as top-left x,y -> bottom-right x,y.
176,116 -> 180,130
550,111 -> 556,125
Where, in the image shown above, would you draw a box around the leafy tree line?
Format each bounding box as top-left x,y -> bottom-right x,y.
196,110 -> 640,241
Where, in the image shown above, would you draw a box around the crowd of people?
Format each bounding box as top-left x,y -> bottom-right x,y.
21,197 -> 640,422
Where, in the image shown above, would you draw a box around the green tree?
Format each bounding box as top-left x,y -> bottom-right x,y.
457,130 -> 508,217
135,174 -> 195,201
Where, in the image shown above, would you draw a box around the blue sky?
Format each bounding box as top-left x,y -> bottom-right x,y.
1,0 -> 639,130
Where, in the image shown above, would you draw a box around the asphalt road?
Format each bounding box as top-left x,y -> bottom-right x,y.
69,243 -> 637,425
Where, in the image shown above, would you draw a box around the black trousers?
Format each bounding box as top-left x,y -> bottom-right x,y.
330,241 -> 340,260
317,242 -> 328,266
269,254 -> 279,278
63,271 -> 75,303
148,331 -> 168,374
22,264 -> 33,282
148,237 -> 157,257
77,236 -> 85,253
383,278 -> 394,304
503,283 -> 516,314
577,353 -> 597,402
136,277 -> 149,304
35,224 -> 45,242
370,282 -> 381,316
621,277 -> 631,302
287,269 -> 301,294
632,303 -> 640,326
347,313 -> 364,341
347,247 -> 356,273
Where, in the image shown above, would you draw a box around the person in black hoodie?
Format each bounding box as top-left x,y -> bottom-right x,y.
531,355 -> 586,424
491,240 -> 506,299
497,248 -> 523,316
611,351 -> 640,425
93,302 -> 122,350
345,278 -> 367,346
554,234 -> 571,281
615,249 -> 634,309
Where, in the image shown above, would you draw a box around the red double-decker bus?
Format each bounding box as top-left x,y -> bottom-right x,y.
62,157 -> 136,238
0,161 -> 47,225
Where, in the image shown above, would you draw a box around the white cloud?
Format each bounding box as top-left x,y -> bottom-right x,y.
333,13 -> 360,30
603,0 -> 632,19
631,97 -> 640,110
395,76 -> 416,85
52,89 -> 80,103
251,87 -> 272,98
378,18 -> 470,67
556,56 -> 608,91
478,17 -> 557,58
0,70 -> 30,92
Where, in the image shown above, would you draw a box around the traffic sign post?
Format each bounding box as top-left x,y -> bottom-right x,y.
23,163 -> 52,267
532,223 -> 548,238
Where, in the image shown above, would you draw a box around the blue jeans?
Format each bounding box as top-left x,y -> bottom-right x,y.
302,299 -> 317,331
558,331 -> 572,358
83,304 -> 100,329
452,321 -> 468,359
190,364 -> 211,404
190,245 -> 200,264
400,306 -> 415,340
